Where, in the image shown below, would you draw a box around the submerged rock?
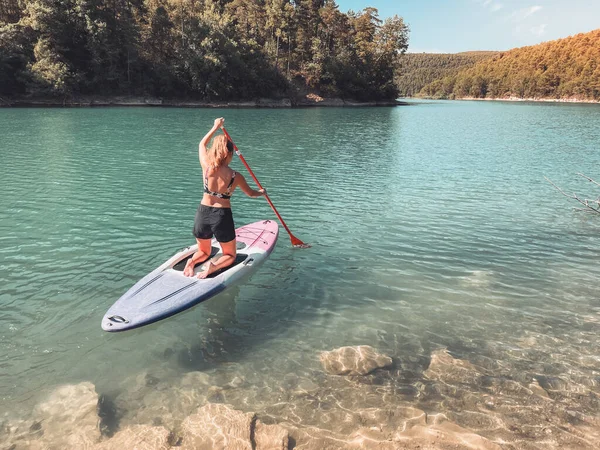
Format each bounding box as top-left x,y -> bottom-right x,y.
0,417 -> 43,449
179,403 -> 289,450
535,375 -> 583,393
206,386 -> 225,403
319,346 -> 393,376
180,370 -> 212,388
1,382 -> 103,449
114,369 -> 210,432
254,421 -> 289,450
94,424 -> 171,450
424,348 -> 483,385
285,424 -> 352,450
393,412 -> 502,450
33,382 -> 102,448
180,403 -> 255,450
228,376 -> 245,388
283,406 -> 501,450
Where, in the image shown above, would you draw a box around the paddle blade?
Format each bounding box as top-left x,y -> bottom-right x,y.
290,235 -> 311,248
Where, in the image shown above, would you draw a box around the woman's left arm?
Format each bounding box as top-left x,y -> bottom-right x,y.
199,117 -> 225,167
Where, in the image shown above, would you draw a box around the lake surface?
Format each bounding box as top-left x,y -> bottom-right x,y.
1,100 -> 600,448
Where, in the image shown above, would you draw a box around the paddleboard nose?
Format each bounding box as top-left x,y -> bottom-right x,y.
102,314 -> 130,332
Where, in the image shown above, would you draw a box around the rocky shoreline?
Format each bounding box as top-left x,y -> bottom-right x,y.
2,344 -> 598,450
412,95 -> 599,104
0,94 -> 407,108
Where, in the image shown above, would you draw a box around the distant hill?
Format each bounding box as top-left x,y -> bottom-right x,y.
395,51 -> 498,97
420,29 -> 600,101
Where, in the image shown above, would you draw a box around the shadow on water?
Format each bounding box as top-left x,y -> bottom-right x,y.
97,393 -> 119,437
155,240 -> 398,374
91,245 -> 338,395
176,287 -> 242,371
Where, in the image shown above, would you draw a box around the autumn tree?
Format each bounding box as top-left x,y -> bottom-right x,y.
419,29 -> 600,101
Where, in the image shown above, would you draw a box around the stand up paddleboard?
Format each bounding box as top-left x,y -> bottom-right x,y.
102,220 -> 278,332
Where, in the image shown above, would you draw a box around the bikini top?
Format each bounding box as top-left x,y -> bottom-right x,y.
204,169 -> 236,199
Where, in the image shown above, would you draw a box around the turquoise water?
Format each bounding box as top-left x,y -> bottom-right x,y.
1,101 -> 600,447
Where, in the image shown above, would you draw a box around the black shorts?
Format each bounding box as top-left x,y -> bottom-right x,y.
193,205 -> 236,243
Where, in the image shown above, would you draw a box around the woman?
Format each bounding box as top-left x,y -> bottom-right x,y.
183,117 -> 265,279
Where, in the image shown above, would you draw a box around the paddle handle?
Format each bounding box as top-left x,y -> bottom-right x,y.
221,127 -> 308,248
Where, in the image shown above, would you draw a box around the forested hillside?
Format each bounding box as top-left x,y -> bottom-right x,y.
395,51 -> 497,97
0,0 -> 409,102
420,29 -> 600,101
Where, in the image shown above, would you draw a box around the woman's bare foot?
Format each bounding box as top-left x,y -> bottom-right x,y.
183,259 -> 196,277
197,261 -> 217,279
184,256 -> 208,277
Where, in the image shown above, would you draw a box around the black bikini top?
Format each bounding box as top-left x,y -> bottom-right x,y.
204,169 -> 236,199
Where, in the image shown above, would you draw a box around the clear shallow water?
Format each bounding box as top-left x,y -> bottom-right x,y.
1,101 -> 600,447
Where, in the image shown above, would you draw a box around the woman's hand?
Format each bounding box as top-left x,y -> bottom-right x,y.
258,188 -> 267,197
200,118 -> 225,165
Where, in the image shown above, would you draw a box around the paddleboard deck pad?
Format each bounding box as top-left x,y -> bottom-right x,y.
102,220 -> 278,332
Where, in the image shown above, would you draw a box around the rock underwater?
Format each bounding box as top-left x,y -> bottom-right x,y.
319,345 -> 393,376
9,345 -> 582,450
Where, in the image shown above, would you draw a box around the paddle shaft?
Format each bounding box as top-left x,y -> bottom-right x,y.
221,127 -> 308,247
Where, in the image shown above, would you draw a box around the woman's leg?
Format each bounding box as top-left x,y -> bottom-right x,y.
197,239 -> 236,279
183,238 -> 213,277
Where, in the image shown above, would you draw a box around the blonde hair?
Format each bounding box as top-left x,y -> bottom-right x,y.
206,134 -> 232,170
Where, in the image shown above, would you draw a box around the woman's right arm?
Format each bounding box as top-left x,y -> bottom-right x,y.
199,118 -> 224,167
236,174 -> 266,198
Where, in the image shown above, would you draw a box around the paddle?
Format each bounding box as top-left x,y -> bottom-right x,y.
221,127 -> 310,249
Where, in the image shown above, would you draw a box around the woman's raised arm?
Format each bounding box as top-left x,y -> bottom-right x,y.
198,117 -> 225,167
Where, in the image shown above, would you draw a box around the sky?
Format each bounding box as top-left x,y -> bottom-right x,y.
336,0 -> 600,53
